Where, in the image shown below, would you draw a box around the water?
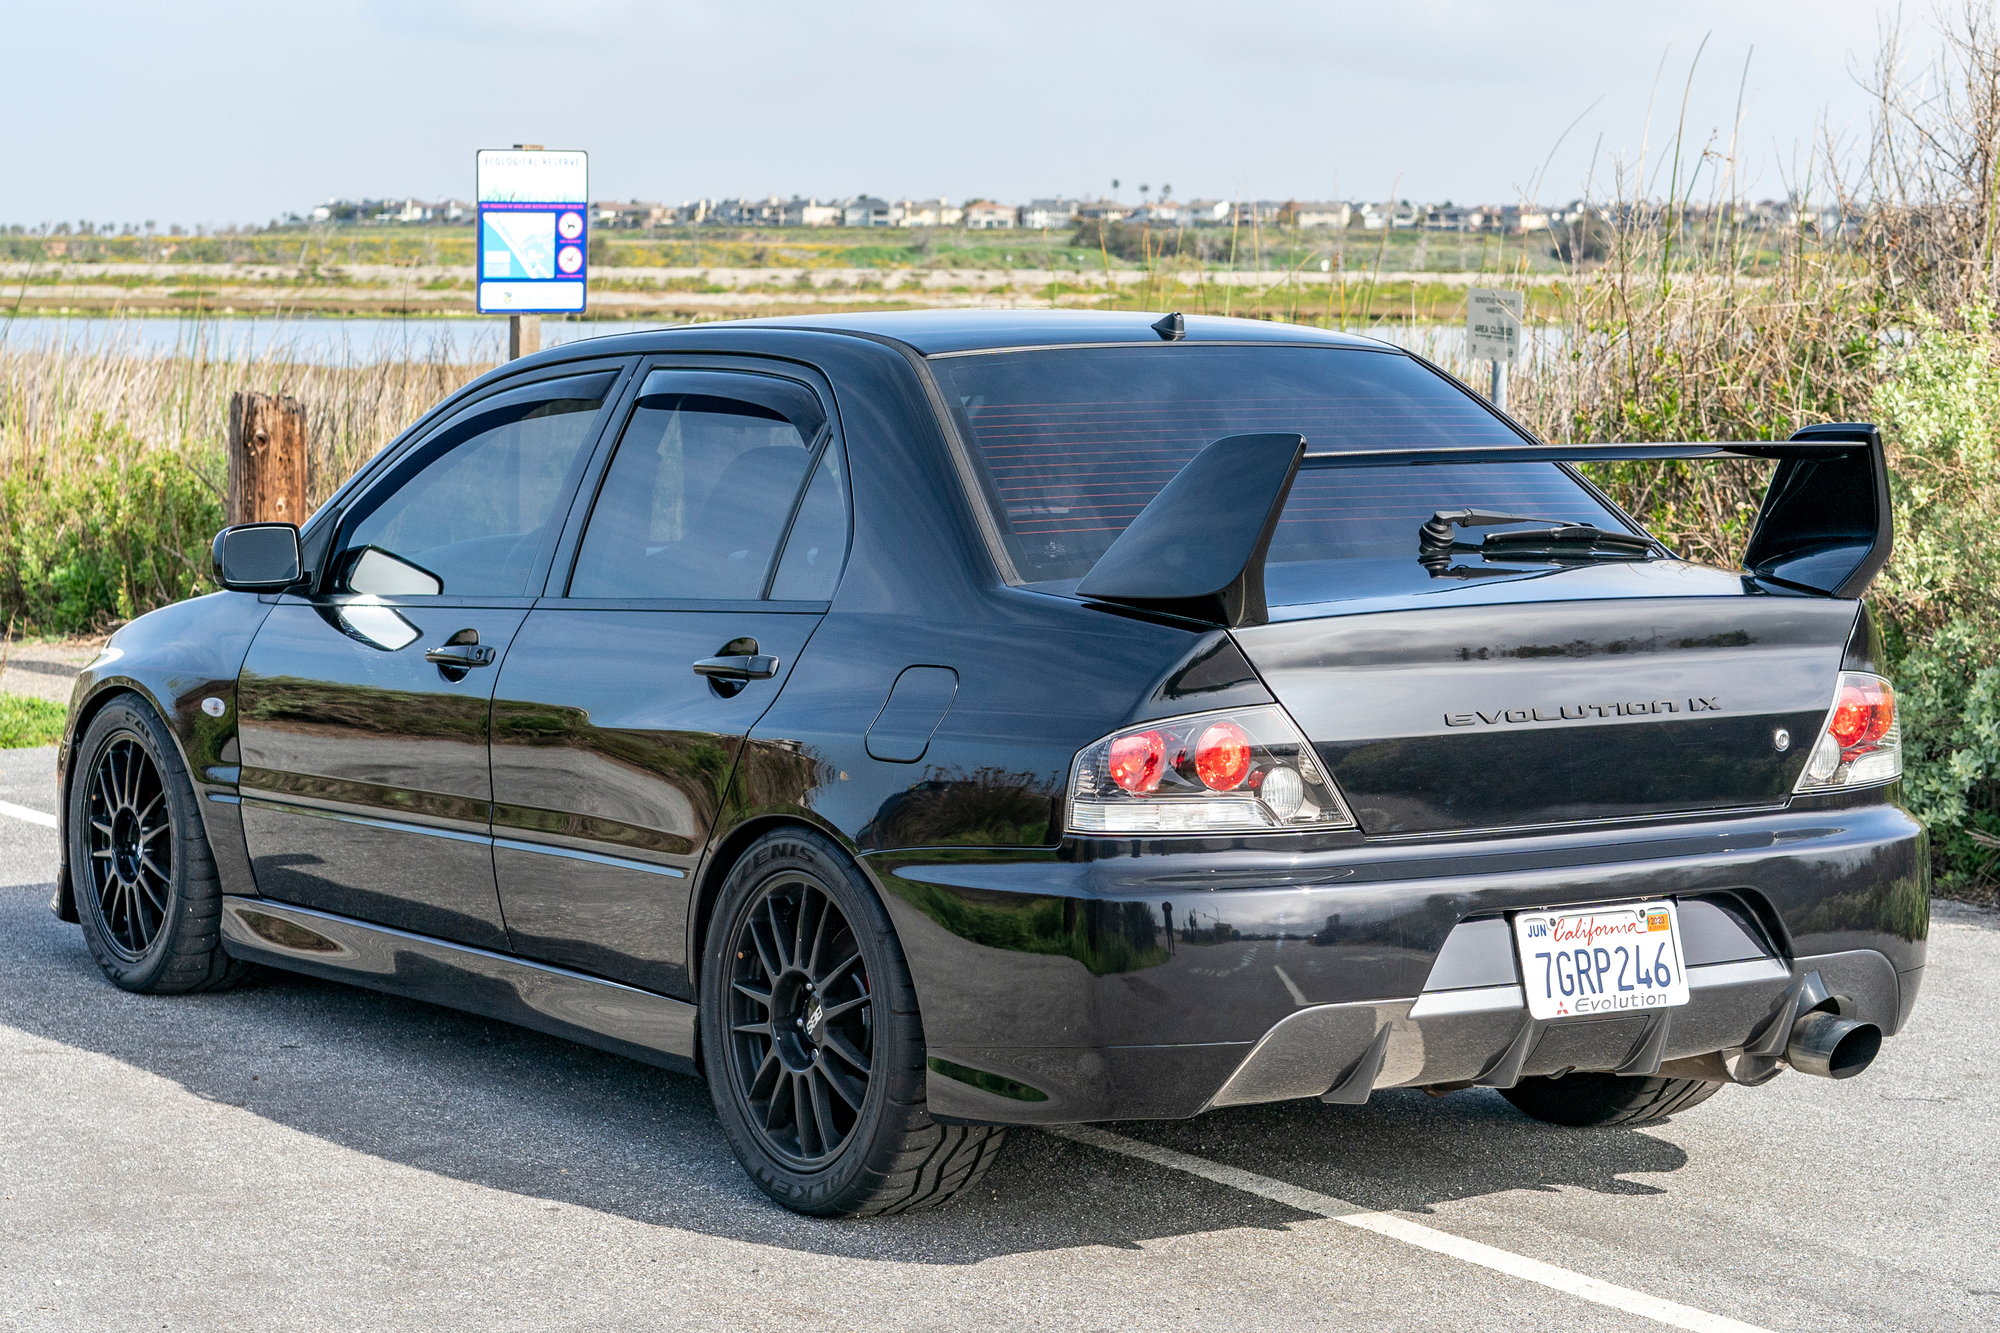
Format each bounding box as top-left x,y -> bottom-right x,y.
0,314 -> 674,365
0,312 -> 1555,369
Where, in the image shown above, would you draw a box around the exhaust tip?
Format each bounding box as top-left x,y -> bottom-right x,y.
1786,1009 -> 1882,1080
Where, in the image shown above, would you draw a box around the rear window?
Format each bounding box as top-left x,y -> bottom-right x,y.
932,345 -> 1628,602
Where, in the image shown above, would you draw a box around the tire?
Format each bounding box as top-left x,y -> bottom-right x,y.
699,828 -> 1005,1216
1499,1070 -> 1723,1127
68,696 -> 252,995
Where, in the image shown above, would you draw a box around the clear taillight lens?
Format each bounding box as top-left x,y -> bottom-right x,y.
1795,671 -> 1902,792
1068,705 -> 1357,834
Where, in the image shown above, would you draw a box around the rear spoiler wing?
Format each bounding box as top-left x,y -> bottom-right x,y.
1075,422 -> 1890,626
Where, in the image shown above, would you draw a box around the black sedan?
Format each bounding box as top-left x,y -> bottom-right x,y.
53,310 -> 1926,1216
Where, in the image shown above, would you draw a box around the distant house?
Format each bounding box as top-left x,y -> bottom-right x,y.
714,196 -> 790,226
963,200 -> 1016,229
1496,204 -> 1550,234
1424,204 -> 1488,232
1127,201 -> 1186,226
1355,202 -> 1424,230
594,200 -> 670,229
1075,199 -> 1131,223
1181,199 -> 1232,225
1230,200 -> 1286,225
1284,201 -> 1351,229
1019,198 -> 1079,229
898,198 -> 963,227
782,197 -> 842,226
843,196 -> 898,227
1753,199 -> 1803,229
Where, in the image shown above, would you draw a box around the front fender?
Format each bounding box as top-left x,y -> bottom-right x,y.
54,591 -> 276,920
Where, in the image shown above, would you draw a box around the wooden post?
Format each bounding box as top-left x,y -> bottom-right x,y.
509,314 -> 541,359
227,392 -> 309,527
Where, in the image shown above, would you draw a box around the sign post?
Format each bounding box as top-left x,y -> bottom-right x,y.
1465,287 -> 1525,411
476,145 -> 589,359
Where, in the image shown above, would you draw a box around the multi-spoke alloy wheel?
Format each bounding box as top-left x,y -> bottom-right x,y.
84,735 -> 173,959
725,875 -> 873,1168
700,830 -> 1007,1217
70,697 -> 249,994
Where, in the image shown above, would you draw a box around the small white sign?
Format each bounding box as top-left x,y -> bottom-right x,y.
1466,287 -> 1525,364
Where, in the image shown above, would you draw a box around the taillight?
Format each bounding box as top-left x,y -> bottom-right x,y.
1192,720 -> 1252,791
1068,705 -> 1356,834
1108,730 -> 1167,793
1795,671 -> 1902,792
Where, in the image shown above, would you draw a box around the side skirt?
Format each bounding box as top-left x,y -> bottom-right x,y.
219,896 -> 699,1074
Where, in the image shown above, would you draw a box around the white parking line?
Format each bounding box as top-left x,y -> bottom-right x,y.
0,799 -> 57,830
1050,1124 -> 1771,1333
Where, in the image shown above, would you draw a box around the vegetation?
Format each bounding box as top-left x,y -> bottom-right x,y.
0,692 -> 64,749
0,338 -> 487,635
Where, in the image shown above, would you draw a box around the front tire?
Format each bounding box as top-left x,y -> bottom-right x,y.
69,696 -> 250,994
1500,1071 -> 1722,1127
699,829 -> 1004,1216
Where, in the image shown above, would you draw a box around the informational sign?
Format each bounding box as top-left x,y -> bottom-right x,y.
1466,287 -> 1525,364
476,149 -> 588,314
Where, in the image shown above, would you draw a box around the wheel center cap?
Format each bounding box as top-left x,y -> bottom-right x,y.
112,811 -> 141,876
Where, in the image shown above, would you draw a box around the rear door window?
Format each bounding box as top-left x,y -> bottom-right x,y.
930,345 -> 1627,603
567,369 -> 831,601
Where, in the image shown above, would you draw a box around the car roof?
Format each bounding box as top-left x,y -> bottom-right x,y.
538,309 -> 1396,359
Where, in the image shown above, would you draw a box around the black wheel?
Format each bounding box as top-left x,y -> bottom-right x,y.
1500,1071 -> 1723,1127
700,829 -> 1005,1216
69,696 -> 251,994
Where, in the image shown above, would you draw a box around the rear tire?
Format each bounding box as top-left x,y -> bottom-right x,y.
699,829 -> 1005,1216
1500,1071 -> 1722,1127
69,696 -> 251,995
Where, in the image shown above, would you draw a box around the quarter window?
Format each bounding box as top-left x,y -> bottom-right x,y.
769,443 -> 850,601
568,371 -> 829,600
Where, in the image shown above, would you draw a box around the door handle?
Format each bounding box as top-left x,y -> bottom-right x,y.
692,654 -> 779,681
425,643 -> 497,668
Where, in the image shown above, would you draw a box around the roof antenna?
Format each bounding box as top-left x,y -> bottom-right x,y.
1151,311 -> 1186,341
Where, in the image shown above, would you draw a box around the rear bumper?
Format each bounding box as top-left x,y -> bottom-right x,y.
865,799 -> 1929,1124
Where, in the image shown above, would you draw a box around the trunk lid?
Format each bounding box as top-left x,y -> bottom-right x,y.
1231,568 -> 1856,835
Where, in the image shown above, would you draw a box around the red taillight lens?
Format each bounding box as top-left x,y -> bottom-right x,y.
1108,730 -> 1167,793
1828,676 -> 1894,755
1193,720 -> 1252,790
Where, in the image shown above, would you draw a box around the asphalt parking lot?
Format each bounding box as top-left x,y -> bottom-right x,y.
2,741 -> 1994,1332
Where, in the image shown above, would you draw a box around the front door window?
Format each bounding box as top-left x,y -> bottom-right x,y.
337,376 -> 612,599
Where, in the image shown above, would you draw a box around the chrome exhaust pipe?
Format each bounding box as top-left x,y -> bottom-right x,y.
1785,1010 -> 1882,1080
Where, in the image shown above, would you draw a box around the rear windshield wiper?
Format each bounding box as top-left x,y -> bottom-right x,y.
1419,508 -> 1657,560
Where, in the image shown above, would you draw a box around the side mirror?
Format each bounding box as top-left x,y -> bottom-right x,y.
212,523 -> 303,592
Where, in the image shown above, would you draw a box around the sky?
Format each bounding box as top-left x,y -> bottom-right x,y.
0,0 -> 1934,228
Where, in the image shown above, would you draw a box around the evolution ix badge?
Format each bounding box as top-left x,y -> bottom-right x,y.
1444,697 -> 1721,727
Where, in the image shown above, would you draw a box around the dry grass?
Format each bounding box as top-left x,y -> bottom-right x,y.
0,327 -> 491,504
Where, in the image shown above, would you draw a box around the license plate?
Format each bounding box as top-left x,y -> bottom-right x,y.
1511,900 -> 1690,1021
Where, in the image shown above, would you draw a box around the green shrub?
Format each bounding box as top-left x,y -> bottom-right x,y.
1869,313 -> 2000,898
0,420 -> 222,635
0,692 -> 65,749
